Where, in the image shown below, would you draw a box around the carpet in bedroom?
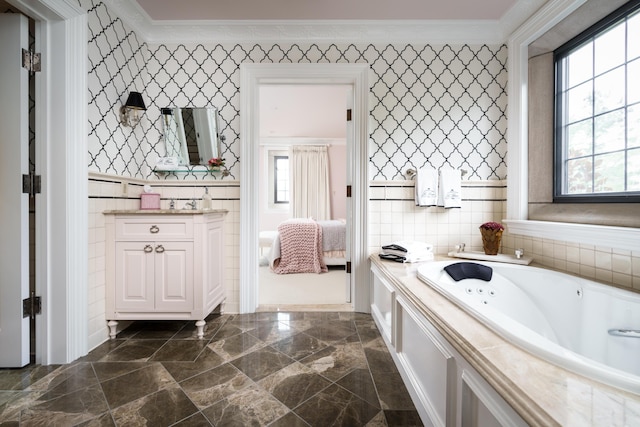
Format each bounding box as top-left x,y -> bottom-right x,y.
258,265 -> 348,306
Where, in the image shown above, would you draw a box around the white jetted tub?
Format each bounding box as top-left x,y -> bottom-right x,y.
417,260 -> 640,394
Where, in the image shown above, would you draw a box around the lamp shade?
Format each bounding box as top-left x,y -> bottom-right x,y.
124,91 -> 146,110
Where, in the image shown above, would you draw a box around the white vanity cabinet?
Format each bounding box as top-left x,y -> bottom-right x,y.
105,210 -> 227,338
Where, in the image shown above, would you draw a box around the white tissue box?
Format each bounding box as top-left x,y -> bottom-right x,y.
140,193 -> 160,210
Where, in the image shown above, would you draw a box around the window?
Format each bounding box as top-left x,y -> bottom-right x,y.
274,155 -> 289,204
267,149 -> 289,209
554,2 -> 640,202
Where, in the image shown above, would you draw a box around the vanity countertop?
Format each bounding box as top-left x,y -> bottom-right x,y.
103,209 -> 228,215
371,255 -> 640,427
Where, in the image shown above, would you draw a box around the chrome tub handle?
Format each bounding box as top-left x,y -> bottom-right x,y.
608,329 -> 640,338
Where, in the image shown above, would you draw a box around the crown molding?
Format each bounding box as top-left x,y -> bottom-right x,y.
104,0 -> 547,45
498,0 -> 550,39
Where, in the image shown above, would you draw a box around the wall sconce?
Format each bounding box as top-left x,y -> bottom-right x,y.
119,91 -> 146,127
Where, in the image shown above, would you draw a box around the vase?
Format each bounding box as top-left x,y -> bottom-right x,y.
209,166 -> 221,173
480,228 -> 503,255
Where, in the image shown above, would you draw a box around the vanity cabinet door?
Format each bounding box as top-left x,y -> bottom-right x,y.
114,241 -> 194,312
114,241 -> 155,311
154,241 -> 194,311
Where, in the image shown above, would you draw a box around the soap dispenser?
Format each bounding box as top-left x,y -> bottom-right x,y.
202,187 -> 212,210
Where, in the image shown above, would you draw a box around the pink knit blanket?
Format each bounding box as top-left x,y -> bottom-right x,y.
273,219 -> 328,274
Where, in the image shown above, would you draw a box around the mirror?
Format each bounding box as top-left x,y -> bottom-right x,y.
161,107 -> 221,166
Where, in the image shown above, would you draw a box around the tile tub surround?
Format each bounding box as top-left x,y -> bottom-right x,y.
371,256 -> 640,426
368,179 -> 507,256
0,312 -> 422,426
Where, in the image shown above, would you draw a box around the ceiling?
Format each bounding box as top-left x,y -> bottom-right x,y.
135,0 -> 518,21
105,0 -> 549,44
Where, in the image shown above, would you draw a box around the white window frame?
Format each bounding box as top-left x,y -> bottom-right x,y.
554,1 -> 640,202
267,149 -> 290,210
505,0 -> 640,253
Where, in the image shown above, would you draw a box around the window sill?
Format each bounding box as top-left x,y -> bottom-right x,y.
503,219 -> 640,252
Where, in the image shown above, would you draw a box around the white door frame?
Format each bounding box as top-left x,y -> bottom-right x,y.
239,63 -> 370,313
10,0 -> 88,364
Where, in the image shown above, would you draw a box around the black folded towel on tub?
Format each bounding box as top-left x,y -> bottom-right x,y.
444,262 -> 493,282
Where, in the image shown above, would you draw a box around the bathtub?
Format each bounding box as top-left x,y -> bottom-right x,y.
417,260 -> 640,394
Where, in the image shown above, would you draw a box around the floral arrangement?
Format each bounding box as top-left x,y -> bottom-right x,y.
479,221 -> 504,231
479,221 -> 503,255
208,157 -> 225,168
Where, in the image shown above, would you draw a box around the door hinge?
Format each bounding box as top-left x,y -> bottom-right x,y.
22,48 -> 41,74
346,109 -> 352,121
23,292 -> 42,319
346,261 -> 351,273
22,174 -> 41,198
346,185 -> 352,197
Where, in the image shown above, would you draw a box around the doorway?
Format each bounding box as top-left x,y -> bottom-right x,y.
239,63 -> 370,314
257,84 -> 350,308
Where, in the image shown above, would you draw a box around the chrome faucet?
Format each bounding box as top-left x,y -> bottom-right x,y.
184,199 -> 197,210
169,199 -> 175,209
515,248 -> 524,259
455,243 -> 466,253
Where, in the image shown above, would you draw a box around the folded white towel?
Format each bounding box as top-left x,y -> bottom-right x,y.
382,240 -> 433,254
438,168 -> 462,209
403,251 -> 434,263
381,240 -> 434,263
415,167 -> 438,207
379,249 -> 434,263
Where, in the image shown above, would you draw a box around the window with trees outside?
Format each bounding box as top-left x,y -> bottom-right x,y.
554,1 -> 640,202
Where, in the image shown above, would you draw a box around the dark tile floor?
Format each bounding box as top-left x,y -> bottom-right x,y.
0,312 -> 423,426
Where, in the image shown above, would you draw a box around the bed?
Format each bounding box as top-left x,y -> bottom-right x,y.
268,218 -> 346,274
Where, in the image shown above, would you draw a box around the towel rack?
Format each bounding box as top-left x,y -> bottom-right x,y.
405,168 -> 467,179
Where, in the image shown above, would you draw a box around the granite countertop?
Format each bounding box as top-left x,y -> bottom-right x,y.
370,255 -> 640,427
103,209 -> 228,215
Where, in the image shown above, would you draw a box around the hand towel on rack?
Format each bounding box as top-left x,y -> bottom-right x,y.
437,167 -> 462,209
414,167 -> 438,207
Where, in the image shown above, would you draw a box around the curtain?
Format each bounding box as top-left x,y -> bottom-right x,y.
291,145 -> 331,220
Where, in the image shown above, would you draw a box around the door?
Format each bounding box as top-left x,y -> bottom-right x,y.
115,242 -> 155,311
0,14 -> 30,367
155,241 -> 194,311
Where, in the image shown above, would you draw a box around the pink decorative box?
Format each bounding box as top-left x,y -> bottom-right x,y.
140,193 -> 161,210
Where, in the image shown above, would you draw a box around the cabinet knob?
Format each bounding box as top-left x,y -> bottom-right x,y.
155,245 -> 165,253
143,244 -> 153,253
150,225 -> 160,233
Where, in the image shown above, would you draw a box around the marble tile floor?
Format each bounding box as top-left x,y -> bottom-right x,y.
0,312 -> 423,426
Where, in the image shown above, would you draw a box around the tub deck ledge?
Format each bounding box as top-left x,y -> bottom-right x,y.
370,255 -> 640,427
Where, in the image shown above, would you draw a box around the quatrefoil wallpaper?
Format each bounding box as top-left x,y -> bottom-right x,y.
85,0 -> 507,182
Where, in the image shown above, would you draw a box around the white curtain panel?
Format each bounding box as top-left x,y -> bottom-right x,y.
291,145 -> 332,220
